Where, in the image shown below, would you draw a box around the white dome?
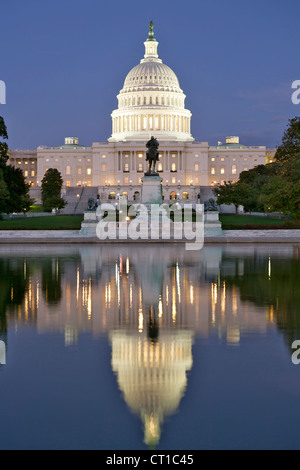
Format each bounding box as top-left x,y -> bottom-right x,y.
123,62 -> 181,92
108,23 -> 193,142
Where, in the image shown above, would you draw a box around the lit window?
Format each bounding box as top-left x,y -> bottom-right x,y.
102,154 -> 106,159
157,163 -> 163,172
55,158 -> 59,162
220,157 -> 224,161
195,154 -> 199,158
138,153 -> 143,158
195,177 -> 199,184
31,170 -> 35,177
66,181 -> 71,187
25,161 -> 28,165
124,163 -> 129,172
138,163 -> 143,172
78,158 -> 82,162
87,168 -> 92,175
124,177 -> 129,184
77,168 -> 82,175
243,167 -> 248,171
194,163 -> 199,171
172,177 -> 176,184
171,163 -> 176,172
66,165 -> 71,175
172,153 -> 176,158
232,165 -> 237,174
24,170 -> 28,177
18,161 -> 22,165
220,167 -> 225,174
211,167 -> 215,175
244,157 -> 248,161
211,157 -> 215,161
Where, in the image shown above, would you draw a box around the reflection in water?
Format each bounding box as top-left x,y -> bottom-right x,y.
0,243 -> 299,446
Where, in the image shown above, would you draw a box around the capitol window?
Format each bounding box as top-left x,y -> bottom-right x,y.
138,153 -> 143,158
211,167 -> 215,175
211,157 -> 215,161
220,167 -> 225,174
66,165 -> 71,175
102,163 -> 106,172
171,163 -> 176,172
232,165 -> 237,174
194,163 -> 199,171
77,168 -> 82,175
24,170 -> 28,177
195,154 -> 199,158
244,157 -> 248,161
87,168 -> 92,175
102,154 -> 106,159
220,157 -> 224,161
31,170 -> 35,177
172,177 -> 176,184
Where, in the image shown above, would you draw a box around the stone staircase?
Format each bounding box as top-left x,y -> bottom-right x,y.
61,186 -> 98,215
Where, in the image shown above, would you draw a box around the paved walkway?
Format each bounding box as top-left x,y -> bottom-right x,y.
0,229 -> 299,243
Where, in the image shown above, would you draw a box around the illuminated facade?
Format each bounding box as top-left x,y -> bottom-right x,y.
8,23 -> 273,202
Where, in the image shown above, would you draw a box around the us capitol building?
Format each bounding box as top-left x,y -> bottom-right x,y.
8,22 -> 274,205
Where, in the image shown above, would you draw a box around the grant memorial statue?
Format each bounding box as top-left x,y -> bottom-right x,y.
145,136 -> 160,175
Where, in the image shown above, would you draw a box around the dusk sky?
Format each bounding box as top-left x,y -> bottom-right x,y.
1,0 -> 299,149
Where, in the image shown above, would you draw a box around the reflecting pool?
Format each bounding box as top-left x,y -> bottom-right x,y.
0,243 -> 300,450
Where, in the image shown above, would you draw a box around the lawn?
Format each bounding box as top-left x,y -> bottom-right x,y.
0,215 -> 84,230
219,214 -> 299,229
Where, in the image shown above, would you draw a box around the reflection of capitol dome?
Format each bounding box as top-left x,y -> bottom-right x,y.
109,21 -> 194,143
110,329 -> 193,448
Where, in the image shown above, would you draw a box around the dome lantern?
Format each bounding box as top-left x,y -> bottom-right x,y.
143,20 -> 159,60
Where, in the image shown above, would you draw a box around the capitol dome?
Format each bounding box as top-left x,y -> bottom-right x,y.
108,22 -> 194,142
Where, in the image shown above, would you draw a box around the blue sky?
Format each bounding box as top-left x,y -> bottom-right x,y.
0,0 -> 299,149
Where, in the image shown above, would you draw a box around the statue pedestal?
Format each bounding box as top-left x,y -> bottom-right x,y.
141,175 -> 163,204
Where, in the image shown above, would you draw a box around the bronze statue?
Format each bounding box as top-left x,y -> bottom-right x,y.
145,136 -> 159,175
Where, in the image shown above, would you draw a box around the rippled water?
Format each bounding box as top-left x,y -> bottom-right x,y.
0,243 -> 300,450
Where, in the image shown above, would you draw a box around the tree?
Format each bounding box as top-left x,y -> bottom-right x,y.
275,116 -> 300,162
0,116 -> 34,214
0,169 -> 9,215
2,165 -> 35,214
41,169 -> 66,212
259,153 -> 300,222
0,116 -> 9,168
213,180 -> 254,214
238,163 -> 279,212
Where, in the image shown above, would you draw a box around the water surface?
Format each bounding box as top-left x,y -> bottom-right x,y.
0,243 -> 299,450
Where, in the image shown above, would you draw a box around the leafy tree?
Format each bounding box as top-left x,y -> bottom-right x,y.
213,181 -> 253,214
0,116 -> 9,168
2,165 -> 35,214
275,116 -> 300,162
0,116 -> 34,214
238,163 -> 279,212
259,153 -> 300,221
41,168 -> 66,212
0,169 -> 9,215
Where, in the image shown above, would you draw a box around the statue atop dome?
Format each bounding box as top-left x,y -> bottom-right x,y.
147,20 -> 155,41
145,136 -> 160,175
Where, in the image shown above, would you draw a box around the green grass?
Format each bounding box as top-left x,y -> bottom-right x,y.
29,205 -> 44,213
0,215 -> 84,230
219,214 -> 299,229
